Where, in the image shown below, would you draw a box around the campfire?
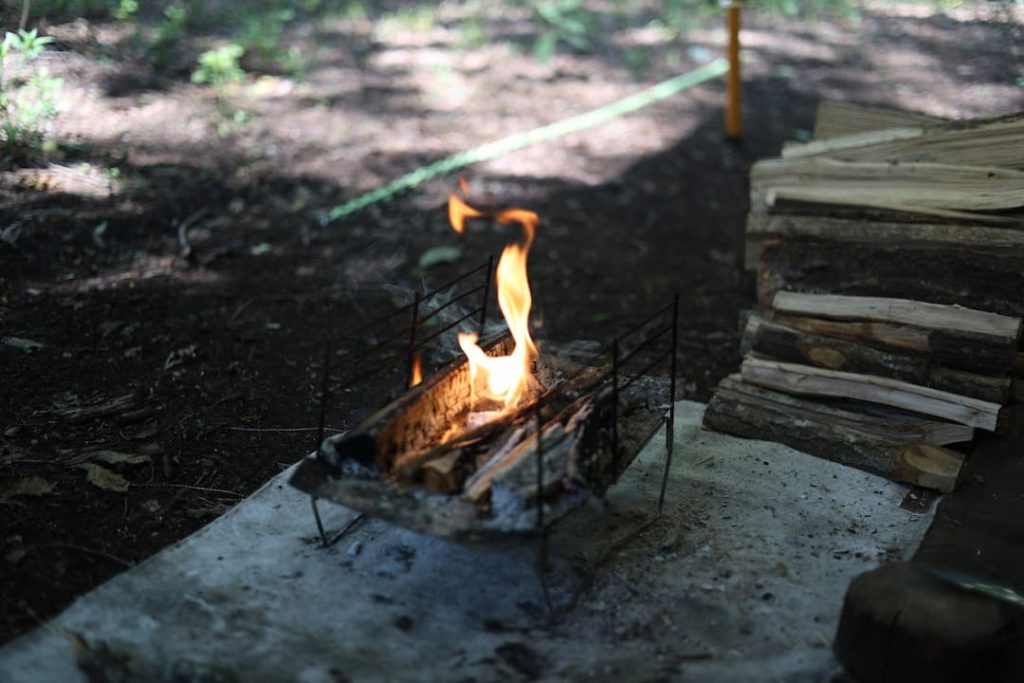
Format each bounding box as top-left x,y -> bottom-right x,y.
290,187 -> 678,542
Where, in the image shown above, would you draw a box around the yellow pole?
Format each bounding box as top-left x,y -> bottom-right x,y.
725,3 -> 742,139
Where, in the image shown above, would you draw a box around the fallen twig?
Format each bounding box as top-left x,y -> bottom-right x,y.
36,543 -> 132,568
132,483 -> 243,497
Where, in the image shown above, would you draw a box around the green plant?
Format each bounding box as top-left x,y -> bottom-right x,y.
532,0 -> 592,63
192,44 -> 245,86
0,29 -> 63,164
240,8 -> 295,61
282,46 -> 308,81
146,2 -> 190,69
113,0 -> 139,21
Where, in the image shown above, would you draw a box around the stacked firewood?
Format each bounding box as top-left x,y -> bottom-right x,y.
705,102 -> 1024,493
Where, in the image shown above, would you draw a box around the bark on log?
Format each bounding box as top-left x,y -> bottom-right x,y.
746,317 -> 1012,403
751,320 -> 925,383
704,376 -> 966,492
785,112 -> 1024,169
750,310 -> 1016,375
750,158 -> 1024,222
744,213 -> 1024,271
741,357 -> 1003,431
771,292 -> 1023,339
758,240 -> 1024,319
710,375 -> 973,445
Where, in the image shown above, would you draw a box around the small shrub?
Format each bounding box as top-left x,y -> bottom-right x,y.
0,29 -> 63,165
192,44 -> 245,86
532,0 -> 592,63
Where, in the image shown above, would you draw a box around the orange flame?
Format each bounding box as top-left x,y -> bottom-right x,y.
448,190 -> 538,411
409,354 -> 422,387
448,195 -> 483,235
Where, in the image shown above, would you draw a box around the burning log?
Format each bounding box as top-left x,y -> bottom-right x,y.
292,187 -> 676,541
704,376 -> 967,492
290,344 -> 669,541
316,334 -> 517,474
741,357 -> 1003,432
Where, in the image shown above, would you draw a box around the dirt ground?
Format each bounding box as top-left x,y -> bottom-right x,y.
1,1 -> 1022,646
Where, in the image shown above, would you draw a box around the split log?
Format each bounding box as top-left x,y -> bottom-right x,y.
750,319 -> 924,382
704,376 -> 966,491
750,158 -> 1024,222
749,310 -> 1017,375
741,357 -> 1003,431
316,335 -> 516,474
745,317 -> 1012,403
812,101 -> 947,140
710,375 -> 973,445
744,213 -> 1024,270
784,112 -> 1024,169
391,363 -> 610,480
757,240 -> 1024,319
771,292 -> 1023,340
421,452 -> 462,493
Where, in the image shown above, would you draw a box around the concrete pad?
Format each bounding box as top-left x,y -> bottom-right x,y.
0,401 -> 936,682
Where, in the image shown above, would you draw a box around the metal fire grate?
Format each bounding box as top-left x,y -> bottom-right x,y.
305,260 -> 678,548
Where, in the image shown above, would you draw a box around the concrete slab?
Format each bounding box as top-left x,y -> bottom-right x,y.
0,401 -> 936,682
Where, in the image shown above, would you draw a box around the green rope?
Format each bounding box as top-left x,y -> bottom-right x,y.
323,57 -> 729,224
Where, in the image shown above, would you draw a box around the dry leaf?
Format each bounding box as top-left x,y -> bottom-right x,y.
0,477 -> 56,503
79,464 -> 129,493
86,450 -> 151,466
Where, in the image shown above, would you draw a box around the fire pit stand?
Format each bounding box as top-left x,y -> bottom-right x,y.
291,262 -> 680,548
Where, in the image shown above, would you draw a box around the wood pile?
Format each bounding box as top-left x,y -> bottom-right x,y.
705,102 -> 1024,493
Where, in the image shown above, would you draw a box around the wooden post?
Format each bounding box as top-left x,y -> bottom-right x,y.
725,2 -> 742,139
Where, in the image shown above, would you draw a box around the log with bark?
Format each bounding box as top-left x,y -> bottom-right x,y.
771,292 -> 1023,342
740,357 -> 1003,432
704,376 -> 967,492
746,309 -> 1017,376
744,213 -> 1024,271
744,316 -> 1012,403
750,158 -> 1024,223
783,112 -> 1024,170
756,240 -> 1024,318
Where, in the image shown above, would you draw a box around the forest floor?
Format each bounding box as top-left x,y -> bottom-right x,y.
1,1 -> 1022,645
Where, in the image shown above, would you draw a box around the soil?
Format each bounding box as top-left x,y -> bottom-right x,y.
1,2 -> 1022,646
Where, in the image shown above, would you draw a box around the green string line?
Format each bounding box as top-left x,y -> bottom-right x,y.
323,57 -> 729,224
